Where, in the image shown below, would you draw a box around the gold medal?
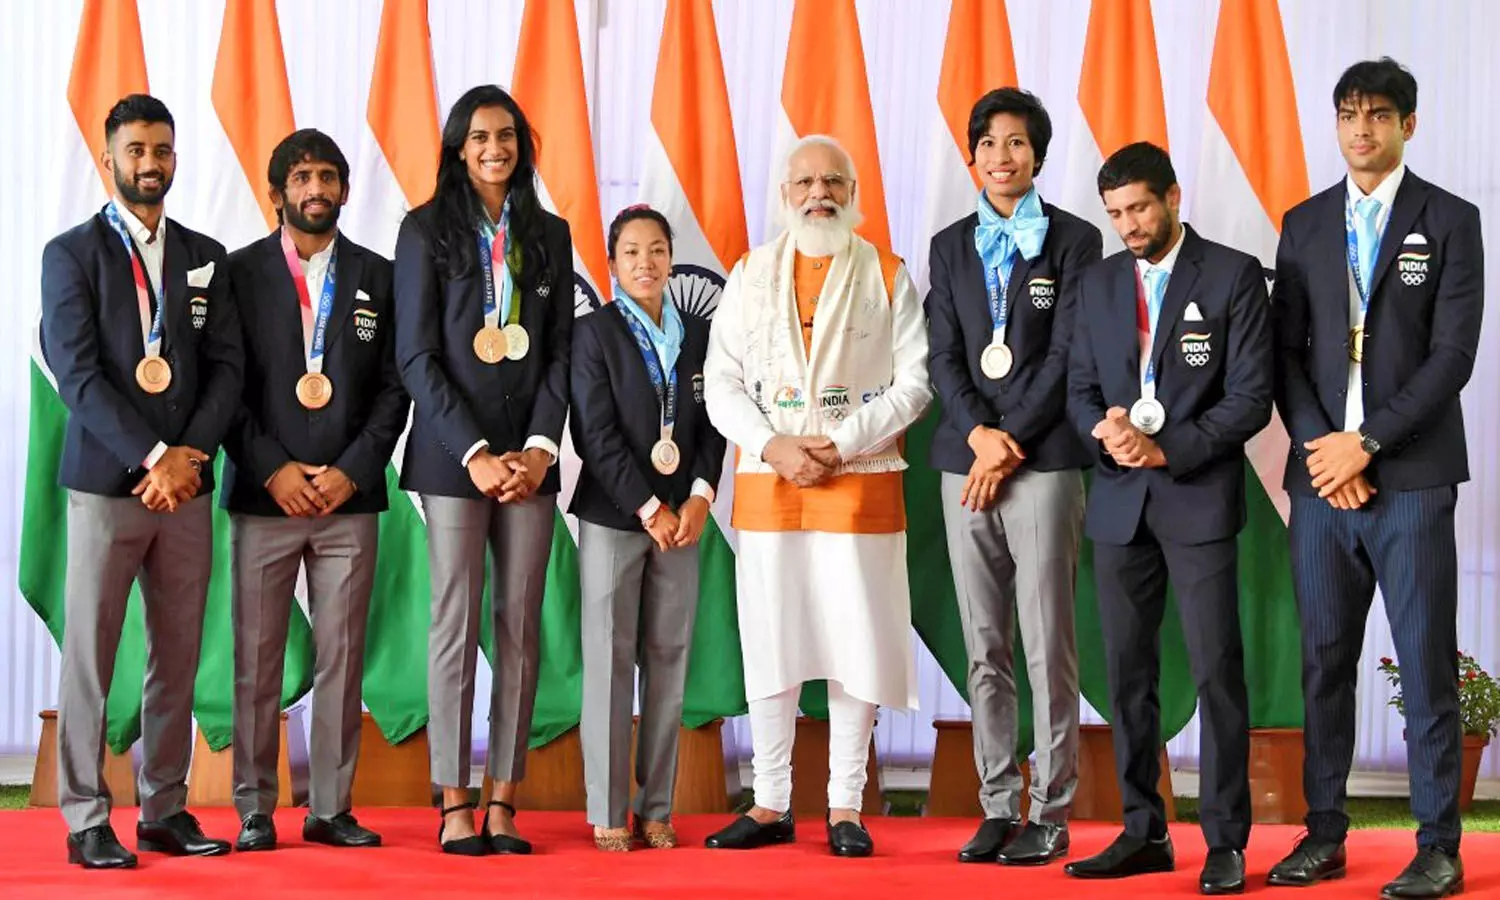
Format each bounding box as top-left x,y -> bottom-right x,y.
135,356 -> 172,394
502,323 -> 530,361
1348,326 -> 1364,363
473,325 -> 508,364
296,372 -> 333,409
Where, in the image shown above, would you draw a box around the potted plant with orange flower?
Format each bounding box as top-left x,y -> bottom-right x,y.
1378,650 -> 1500,810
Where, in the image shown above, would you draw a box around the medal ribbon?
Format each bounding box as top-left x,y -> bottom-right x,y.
280,228 -> 338,375
1345,193 -> 1386,331
103,202 -> 165,359
477,197 -> 521,329
1138,264 -> 1169,402
615,295 -> 679,442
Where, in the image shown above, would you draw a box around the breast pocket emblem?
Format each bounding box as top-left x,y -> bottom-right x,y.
1180,331 -> 1212,367
354,309 -> 378,342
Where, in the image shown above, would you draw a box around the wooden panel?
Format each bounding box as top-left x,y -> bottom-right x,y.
186,715 -> 296,808
28,709 -> 136,808
789,716 -> 883,817
1073,724 -> 1175,821
925,718 -> 1031,820
1249,727 -> 1308,824
349,714 -> 434,807
497,727 -> 587,811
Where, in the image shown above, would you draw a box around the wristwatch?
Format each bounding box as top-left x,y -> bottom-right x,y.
1359,431 -> 1381,455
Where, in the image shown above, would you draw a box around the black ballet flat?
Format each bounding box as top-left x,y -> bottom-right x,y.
482,800 -> 533,855
438,802 -> 488,856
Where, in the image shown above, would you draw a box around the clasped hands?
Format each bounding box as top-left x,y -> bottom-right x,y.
1091,407 -> 1166,470
642,496 -> 711,553
960,426 -> 1026,512
266,462 -> 358,517
132,445 -> 208,513
466,447 -> 550,504
763,434 -> 843,488
1304,431 -> 1375,510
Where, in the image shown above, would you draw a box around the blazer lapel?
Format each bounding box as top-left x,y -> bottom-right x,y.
1004,251 -> 1036,323
959,219 -> 994,333
1149,227 -> 1201,369
1312,185 -> 1352,327
161,221 -> 190,353
1110,256 -> 1141,382
95,212 -> 146,355
1368,173 -> 1428,298
321,234 -> 362,350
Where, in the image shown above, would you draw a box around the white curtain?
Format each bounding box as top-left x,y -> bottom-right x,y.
2,1 -> 1497,784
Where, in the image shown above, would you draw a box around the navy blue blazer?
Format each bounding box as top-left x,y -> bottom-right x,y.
40,206 -> 242,497
925,201 -> 1101,474
220,231 -> 408,516
393,204 -> 573,498
1067,226 -> 1273,546
1272,171 -> 1483,494
568,303 -> 725,532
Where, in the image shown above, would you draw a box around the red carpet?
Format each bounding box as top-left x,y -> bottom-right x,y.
1,809 -> 1494,898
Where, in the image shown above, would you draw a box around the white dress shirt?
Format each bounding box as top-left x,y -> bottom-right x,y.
1342,164 -> 1406,432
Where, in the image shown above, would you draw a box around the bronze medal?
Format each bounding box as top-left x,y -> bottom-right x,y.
296,372 -> 333,409
135,356 -> 172,394
1348,326 -> 1365,363
651,439 -> 681,475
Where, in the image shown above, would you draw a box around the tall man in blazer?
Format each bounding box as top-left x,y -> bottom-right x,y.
221,130 -> 408,853
925,88 -> 1100,866
1268,59 -> 1483,900
1064,142 -> 1271,895
41,94 -> 241,867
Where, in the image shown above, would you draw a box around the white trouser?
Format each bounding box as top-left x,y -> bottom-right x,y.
748,680 -> 877,812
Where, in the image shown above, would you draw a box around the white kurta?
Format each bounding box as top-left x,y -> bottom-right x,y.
704,231 -> 931,713
736,530 -> 919,710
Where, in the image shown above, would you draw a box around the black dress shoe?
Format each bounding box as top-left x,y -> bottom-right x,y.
704,811 -> 796,849
1380,847 -> 1464,899
826,817 -> 874,858
1064,831 -> 1174,879
1267,835 -> 1346,886
1201,848 -> 1246,895
481,801 -> 532,855
235,814 -> 276,852
137,811 -> 231,857
957,817 -> 1020,863
998,821 -> 1070,866
304,812 -> 381,848
67,824 -> 138,869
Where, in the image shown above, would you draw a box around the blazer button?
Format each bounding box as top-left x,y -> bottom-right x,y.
167,401 -> 178,412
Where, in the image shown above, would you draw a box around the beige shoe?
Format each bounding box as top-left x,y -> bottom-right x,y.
593,826 -> 632,853
633,817 -> 678,849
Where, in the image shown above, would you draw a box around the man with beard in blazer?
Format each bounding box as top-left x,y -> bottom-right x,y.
1064,142 -> 1272,896
42,93 -> 242,868
221,129 -> 408,853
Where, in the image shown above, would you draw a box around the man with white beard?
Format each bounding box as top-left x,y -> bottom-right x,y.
702,136 -> 930,857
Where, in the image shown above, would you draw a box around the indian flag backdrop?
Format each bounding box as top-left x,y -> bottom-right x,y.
1191,0 -> 1307,729
21,0 -> 154,756
349,0 -> 443,746
639,0 -> 750,725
